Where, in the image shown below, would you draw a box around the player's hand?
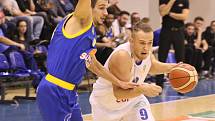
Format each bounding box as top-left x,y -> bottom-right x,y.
172,62 -> 183,69
118,81 -> 139,89
17,44 -> 25,51
141,83 -> 162,97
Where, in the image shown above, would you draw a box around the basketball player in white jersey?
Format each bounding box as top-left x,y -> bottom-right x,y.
90,21 -> 181,121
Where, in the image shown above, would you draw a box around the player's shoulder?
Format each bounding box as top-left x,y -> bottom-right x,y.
109,50 -> 132,64
113,50 -> 131,59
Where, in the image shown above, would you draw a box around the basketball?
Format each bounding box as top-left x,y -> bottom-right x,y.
169,64 -> 198,93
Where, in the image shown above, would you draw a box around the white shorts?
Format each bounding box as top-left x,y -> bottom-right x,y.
90,96 -> 155,121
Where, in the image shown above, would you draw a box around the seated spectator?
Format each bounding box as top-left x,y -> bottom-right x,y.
57,0 -> 75,14
203,20 -> 215,74
193,17 -> 213,77
130,12 -> 141,27
11,20 -> 40,71
0,30 -> 25,53
112,11 -> 130,45
0,5 -> 17,39
184,23 -> 202,72
0,7 -> 25,52
16,0 -> 52,27
1,0 -> 44,41
107,0 -> 121,17
203,20 -> 215,46
33,0 -> 64,26
95,24 -> 116,65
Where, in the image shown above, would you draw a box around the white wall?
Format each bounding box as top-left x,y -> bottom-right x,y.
188,0 -> 215,28
118,0 -> 215,30
118,0 -> 149,18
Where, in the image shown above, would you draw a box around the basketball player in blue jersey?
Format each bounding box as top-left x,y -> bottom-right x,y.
36,0 -> 138,121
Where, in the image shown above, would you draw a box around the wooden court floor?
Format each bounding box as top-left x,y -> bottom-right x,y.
1,88 -> 215,121
83,94 -> 215,121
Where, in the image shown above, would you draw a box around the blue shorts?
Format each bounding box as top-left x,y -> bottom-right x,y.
36,78 -> 83,121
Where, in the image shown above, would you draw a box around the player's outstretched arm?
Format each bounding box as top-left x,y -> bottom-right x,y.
149,54 -> 182,75
63,0 -> 92,38
87,54 -> 138,89
73,0 -> 92,20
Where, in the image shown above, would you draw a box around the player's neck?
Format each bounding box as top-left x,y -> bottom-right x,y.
131,52 -> 142,64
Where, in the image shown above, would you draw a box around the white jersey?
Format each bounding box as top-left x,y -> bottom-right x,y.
90,42 -> 152,110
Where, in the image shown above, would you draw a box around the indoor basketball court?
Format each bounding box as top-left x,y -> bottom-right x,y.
0,79 -> 215,121
1,0 -> 215,121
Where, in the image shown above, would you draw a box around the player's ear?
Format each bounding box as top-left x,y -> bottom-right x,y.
129,37 -> 133,43
129,32 -> 135,43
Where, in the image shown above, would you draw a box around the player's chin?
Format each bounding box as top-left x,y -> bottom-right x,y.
139,54 -> 148,59
98,19 -> 104,24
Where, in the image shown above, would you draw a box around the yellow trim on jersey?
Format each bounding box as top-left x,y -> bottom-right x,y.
89,49 -> 97,55
46,74 -> 75,90
62,13 -> 93,39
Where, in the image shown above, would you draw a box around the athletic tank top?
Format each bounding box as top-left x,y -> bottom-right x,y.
46,14 -> 97,85
91,42 -> 152,110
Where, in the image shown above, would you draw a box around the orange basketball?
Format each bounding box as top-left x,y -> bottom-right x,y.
169,64 -> 198,93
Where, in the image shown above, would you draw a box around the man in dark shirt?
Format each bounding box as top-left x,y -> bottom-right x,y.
156,0 -> 189,89
203,20 -> 215,75
184,22 -> 203,73
203,20 -> 215,50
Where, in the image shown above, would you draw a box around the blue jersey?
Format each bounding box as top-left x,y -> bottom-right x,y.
46,14 -> 96,85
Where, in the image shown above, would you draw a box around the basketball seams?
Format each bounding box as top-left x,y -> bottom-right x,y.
169,64 -> 198,93
177,81 -> 197,93
169,67 -> 197,79
172,76 -> 195,90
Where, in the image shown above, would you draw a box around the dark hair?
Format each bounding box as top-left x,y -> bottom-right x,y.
91,0 -> 108,8
119,11 -> 130,16
185,22 -> 195,28
131,12 -> 139,17
91,0 -> 98,8
194,16 -> 204,22
16,19 -> 27,27
16,19 -> 28,41
132,20 -> 153,33
211,20 -> 215,26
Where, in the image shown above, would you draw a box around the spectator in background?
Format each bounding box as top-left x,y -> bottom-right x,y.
0,6 -> 15,36
107,0 -> 121,17
0,7 -> 25,52
112,10 -> 130,45
203,20 -> 215,48
1,0 -> 44,41
203,20 -> 215,74
57,0 -> 74,14
193,17 -> 212,77
12,20 -> 39,71
130,12 -> 141,27
184,23 -> 202,73
16,0 -> 51,27
204,20 -> 215,46
33,0 -> 64,26
156,0 -> 189,89
104,13 -> 115,39
95,13 -> 118,65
